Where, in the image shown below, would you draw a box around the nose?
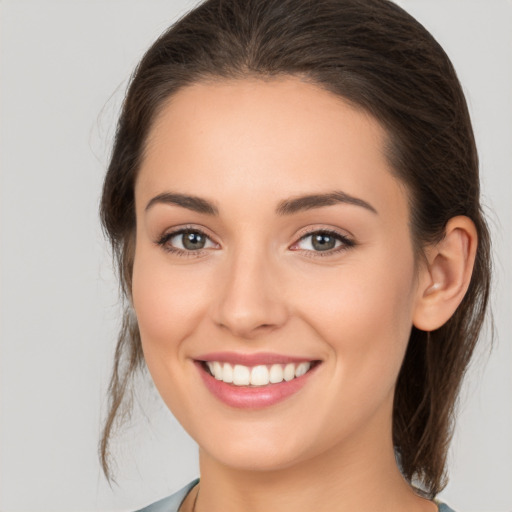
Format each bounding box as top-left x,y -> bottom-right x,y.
212,247 -> 289,339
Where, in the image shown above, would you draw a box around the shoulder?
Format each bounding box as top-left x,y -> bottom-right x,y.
134,479 -> 200,512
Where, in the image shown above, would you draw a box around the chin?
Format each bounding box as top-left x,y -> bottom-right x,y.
198,428 -> 312,472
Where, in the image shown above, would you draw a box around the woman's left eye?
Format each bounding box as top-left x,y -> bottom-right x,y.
291,230 -> 355,254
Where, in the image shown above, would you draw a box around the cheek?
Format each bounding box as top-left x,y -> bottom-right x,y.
298,250 -> 417,393
285,253 -> 418,448
131,246 -> 211,363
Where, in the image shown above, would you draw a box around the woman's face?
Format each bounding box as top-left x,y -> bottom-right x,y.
132,78 -> 427,471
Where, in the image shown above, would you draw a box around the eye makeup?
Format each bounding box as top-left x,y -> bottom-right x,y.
290,228 -> 356,258
154,225 -> 356,259
155,225 -> 219,258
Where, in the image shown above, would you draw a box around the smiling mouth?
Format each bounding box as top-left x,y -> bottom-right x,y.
199,360 -> 322,387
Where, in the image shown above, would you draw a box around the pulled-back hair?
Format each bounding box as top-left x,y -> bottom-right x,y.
100,0 -> 491,496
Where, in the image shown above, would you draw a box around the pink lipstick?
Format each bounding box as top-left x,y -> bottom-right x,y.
197,351 -> 314,366
194,353 -> 321,409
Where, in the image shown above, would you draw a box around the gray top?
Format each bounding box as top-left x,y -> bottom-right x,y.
135,479 -> 200,512
135,479 -> 456,512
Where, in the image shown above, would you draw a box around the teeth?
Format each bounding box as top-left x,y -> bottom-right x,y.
283,363 -> 295,381
205,361 -> 313,386
233,364 -> 250,385
269,364 -> 284,383
222,362 -> 233,383
250,365 -> 269,386
295,362 -> 310,377
213,361 -> 223,380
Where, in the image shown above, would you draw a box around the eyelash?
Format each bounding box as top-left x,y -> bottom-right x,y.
291,228 -> 356,258
155,226 -> 356,258
156,226 -> 216,258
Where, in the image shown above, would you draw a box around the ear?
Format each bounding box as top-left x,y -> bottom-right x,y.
413,216 -> 478,331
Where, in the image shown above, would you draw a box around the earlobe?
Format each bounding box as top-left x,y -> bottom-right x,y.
413,216 -> 478,331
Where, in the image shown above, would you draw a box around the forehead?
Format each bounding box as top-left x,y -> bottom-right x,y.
137,77 -> 408,222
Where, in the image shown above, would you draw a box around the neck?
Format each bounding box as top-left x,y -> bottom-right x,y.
194,419 -> 436,512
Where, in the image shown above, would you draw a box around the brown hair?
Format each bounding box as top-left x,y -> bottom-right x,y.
99,0 -> 491,496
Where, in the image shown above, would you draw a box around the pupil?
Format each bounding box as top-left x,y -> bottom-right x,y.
183,231 -> 205,250
312,233 -> 335,251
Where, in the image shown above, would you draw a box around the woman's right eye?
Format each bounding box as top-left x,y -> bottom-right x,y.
157,228 -> 218,255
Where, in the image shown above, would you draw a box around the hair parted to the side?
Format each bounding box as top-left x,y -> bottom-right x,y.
99,0 -> 491,496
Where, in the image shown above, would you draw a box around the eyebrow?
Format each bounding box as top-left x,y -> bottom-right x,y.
145,190 -> 377,216
276,191 -> 378,216
145,192 -> 219,215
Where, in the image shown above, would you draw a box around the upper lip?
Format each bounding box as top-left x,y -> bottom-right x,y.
195,352 -> 320,366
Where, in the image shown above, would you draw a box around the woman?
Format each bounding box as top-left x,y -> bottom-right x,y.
99,0 -> 491,510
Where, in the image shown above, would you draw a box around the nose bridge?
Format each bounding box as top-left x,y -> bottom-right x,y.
213,239 -> 288,338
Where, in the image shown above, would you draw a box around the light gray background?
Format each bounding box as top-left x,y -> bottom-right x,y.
0,1 -> 510,511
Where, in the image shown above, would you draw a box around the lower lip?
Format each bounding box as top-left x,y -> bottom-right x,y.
195,361 -> 321,409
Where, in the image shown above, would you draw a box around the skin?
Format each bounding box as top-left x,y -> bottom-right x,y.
132,77 -> 475,512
